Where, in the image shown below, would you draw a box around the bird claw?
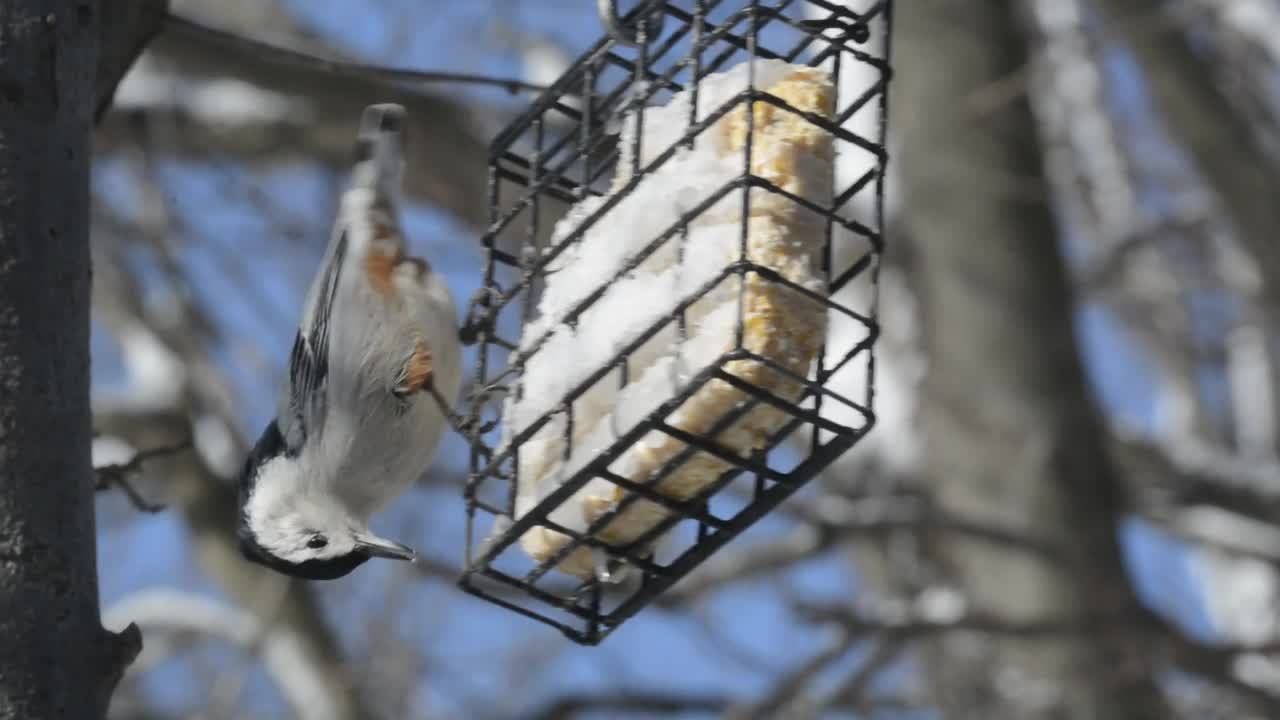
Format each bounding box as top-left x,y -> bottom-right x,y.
393,342 -> 434,396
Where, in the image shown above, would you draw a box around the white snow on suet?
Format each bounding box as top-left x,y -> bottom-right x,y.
500,59 -> 835,579
505,60 -> 815,443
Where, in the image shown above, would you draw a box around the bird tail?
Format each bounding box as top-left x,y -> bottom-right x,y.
349,103 -> 408,198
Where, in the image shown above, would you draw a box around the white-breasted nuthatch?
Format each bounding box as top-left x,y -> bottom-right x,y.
236,104 -> 463,580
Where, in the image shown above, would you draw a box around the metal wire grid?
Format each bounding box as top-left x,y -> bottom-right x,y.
458,0 -> 892,644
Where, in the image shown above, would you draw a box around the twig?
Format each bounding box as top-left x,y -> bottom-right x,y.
798,598 -> 1280,715
818,636 -> 906,713
1146,508 -> 1280,565
723,631 -> 857,720
1155,610 -> 1280,716
523,691 -> 728,720
792,601 -> 1150,640
1114,433 -> 1280,525
164,14 -> 551,96
656,490 -> 1071,608
94,438 -> 192,513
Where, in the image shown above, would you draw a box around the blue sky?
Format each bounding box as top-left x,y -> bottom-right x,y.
92,2 -> 1215,717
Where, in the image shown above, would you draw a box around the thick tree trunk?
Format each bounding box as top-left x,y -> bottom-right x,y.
894,1 -> 1167,718
0,2 -> 138,717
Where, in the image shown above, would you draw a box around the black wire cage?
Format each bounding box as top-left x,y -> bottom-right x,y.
458,0 -> 892,644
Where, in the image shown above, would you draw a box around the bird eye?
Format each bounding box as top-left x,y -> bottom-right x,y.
306,535 -> 328,549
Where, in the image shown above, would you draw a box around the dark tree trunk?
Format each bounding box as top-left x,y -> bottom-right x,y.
894,1 -> 1168,717
0,2 -> 138,717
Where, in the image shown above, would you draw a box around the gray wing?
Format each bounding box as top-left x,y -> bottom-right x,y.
277,227 -> 349,453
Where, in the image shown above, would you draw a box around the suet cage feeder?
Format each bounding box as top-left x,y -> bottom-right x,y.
459,0 -> 892,644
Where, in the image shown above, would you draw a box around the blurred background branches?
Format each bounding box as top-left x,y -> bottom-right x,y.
88,0 -> 1280,718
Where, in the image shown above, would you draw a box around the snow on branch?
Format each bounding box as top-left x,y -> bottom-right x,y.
93,437 -> 192,513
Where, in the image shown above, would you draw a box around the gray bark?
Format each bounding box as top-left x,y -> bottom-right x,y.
895,1 -> 1167,717
0,2 -> 139,717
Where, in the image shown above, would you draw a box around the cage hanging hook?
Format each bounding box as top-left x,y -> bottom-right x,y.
597,0 -> 664,47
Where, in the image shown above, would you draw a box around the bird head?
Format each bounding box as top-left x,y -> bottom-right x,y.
235,422 -> 416,581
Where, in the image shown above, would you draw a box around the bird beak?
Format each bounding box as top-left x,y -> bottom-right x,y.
355,535 -> 417,562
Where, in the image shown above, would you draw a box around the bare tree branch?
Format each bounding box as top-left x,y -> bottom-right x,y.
93,438 -> 192,513
795,601 -> 1149,639
1114,433 -> 1280,524
816,637 -> 906,714
1159,612 -> 1280,717
164,14 -> 550,95
659,490 -> 1072,608
524,692 -> 728,720
98,9 -> 497,229
723,631 -> 857,720
1176,0 -> 1280,172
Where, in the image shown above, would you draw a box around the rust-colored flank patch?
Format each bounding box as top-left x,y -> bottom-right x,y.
364,250 -> 398,297
399,339 -> 434,393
